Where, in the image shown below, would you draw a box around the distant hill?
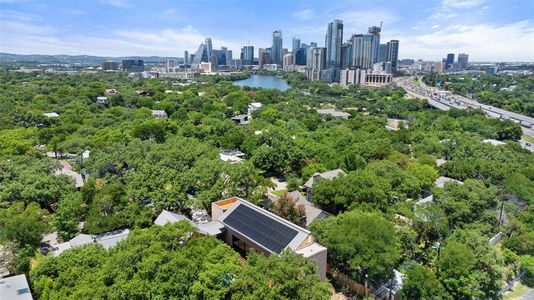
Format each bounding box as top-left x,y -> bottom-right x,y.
0,53 -> 179,64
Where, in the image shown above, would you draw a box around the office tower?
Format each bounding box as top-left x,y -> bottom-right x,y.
341,42 -> 352,70
386,40 -> 399,72
219,47 -> 228,66
272,30 -> 283,65
368,26 -> 381,64
165,59 -> 176,72
102,61 -> 119,71
205,38 -> 213,62
283,53 -> 295,71
192,42 -> 209,69
241,45 -> 254,65
306,42 -> 317,68
189,54 -> 195,64
378,44 -> 388,62
446,53 -> 455,70
309,47 -> 326,81
184,51 -> 189,65
283,48 -> 289,56
295,48 -> 307,66
210,50 -> 220,69
292,37 -> 301,54
226,50 -> 233,65
325,19 -> 343,71
458,53 -> 469,69
122,59 -> 144,72
260,48 -> 272,66
351,34 -> 375,69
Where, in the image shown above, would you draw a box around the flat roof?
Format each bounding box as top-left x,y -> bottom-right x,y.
0,274 -> 33,300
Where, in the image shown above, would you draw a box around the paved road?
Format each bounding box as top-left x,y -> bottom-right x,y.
396,77 -> 534,142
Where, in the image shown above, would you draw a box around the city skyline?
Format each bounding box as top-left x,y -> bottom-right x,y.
0,0 -> 533,61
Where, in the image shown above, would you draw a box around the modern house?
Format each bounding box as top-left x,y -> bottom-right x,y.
231,114 -> 250,125
304,169 -> 346,202
219,150 -> 245,163
151,110 -> 168,118
52,229 -> 129,256
96,96 -> 108,104
435,176 -> 463,188
0,274 -> 33,300
247,102 -> 263,115
316,108 -> 352,119
43,112 -> 59,118
211,197 -> 328,280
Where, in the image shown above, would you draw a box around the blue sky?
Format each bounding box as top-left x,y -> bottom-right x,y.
0,0 -> 533,61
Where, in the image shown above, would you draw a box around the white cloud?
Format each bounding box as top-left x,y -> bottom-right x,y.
293,9 -> 315,21
102,0 -> 128,8
432,24 -> 440,29
339,9 -> 399,34
0,17 -> 246,57
395,20 -> 534,61
442,0 -> 485,8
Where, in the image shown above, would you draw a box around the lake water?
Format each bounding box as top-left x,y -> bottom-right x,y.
233,75 -> 291,91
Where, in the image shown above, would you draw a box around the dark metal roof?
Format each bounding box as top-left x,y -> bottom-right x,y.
223,204 -> 298,253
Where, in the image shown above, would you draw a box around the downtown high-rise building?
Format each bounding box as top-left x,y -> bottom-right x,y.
378,44 -> 388,62
458,53 -> 469,69
102,61 -> 119,71
351,34 -> 375,69
241,45 -> 254,66
341,42 -> 352,70
184,50 -> 189,65
122,59 -> 144,72
205,38 -> 213,62
446,53 -> 455,70
368,26 -> 381,64
165,59 -> 176,72
292,37 -> 301,54
192,42 -> 209,69
283,53 -> 295,71
325,19 -> 344,71
386,40 -> 399,72
308,47 -> 326,81
306,42 -> 318,67
226,50 -> 233,66
295,48 -> 307,66
272,30 -> 283,65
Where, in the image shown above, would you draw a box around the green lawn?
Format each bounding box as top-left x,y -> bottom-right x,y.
504,282 -> 532,300
522,135 -> 534,144
271,189 -> 288,197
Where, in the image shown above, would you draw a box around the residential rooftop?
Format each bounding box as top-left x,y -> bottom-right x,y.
52,229 -> 129,256
0,274 -> 33,300
304,169 -> 346,189
316,108 -> 352,119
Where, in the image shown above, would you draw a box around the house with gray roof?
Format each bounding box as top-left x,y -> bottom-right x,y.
283,191 -> 332,227
304,169 -> 346,202
52,229 -> 129,256
211,197 -> 327,280
316,108 -> 351,119
0,274 -> 33,300
435,176 -> 463,188
154,210 -> 225,236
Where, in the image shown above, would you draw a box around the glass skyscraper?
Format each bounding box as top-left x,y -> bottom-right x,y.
292,37 -> 301,54
272,30 -> 283,65
325,19 -> 343,70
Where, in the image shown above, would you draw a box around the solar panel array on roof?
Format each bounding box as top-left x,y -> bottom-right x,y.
223,204 -> 298,253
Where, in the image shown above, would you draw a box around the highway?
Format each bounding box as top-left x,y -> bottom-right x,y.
395,77 -> 534,152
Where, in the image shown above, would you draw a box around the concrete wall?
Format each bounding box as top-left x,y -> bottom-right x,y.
211,203 -> 225,220
306,247 -> 327,281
